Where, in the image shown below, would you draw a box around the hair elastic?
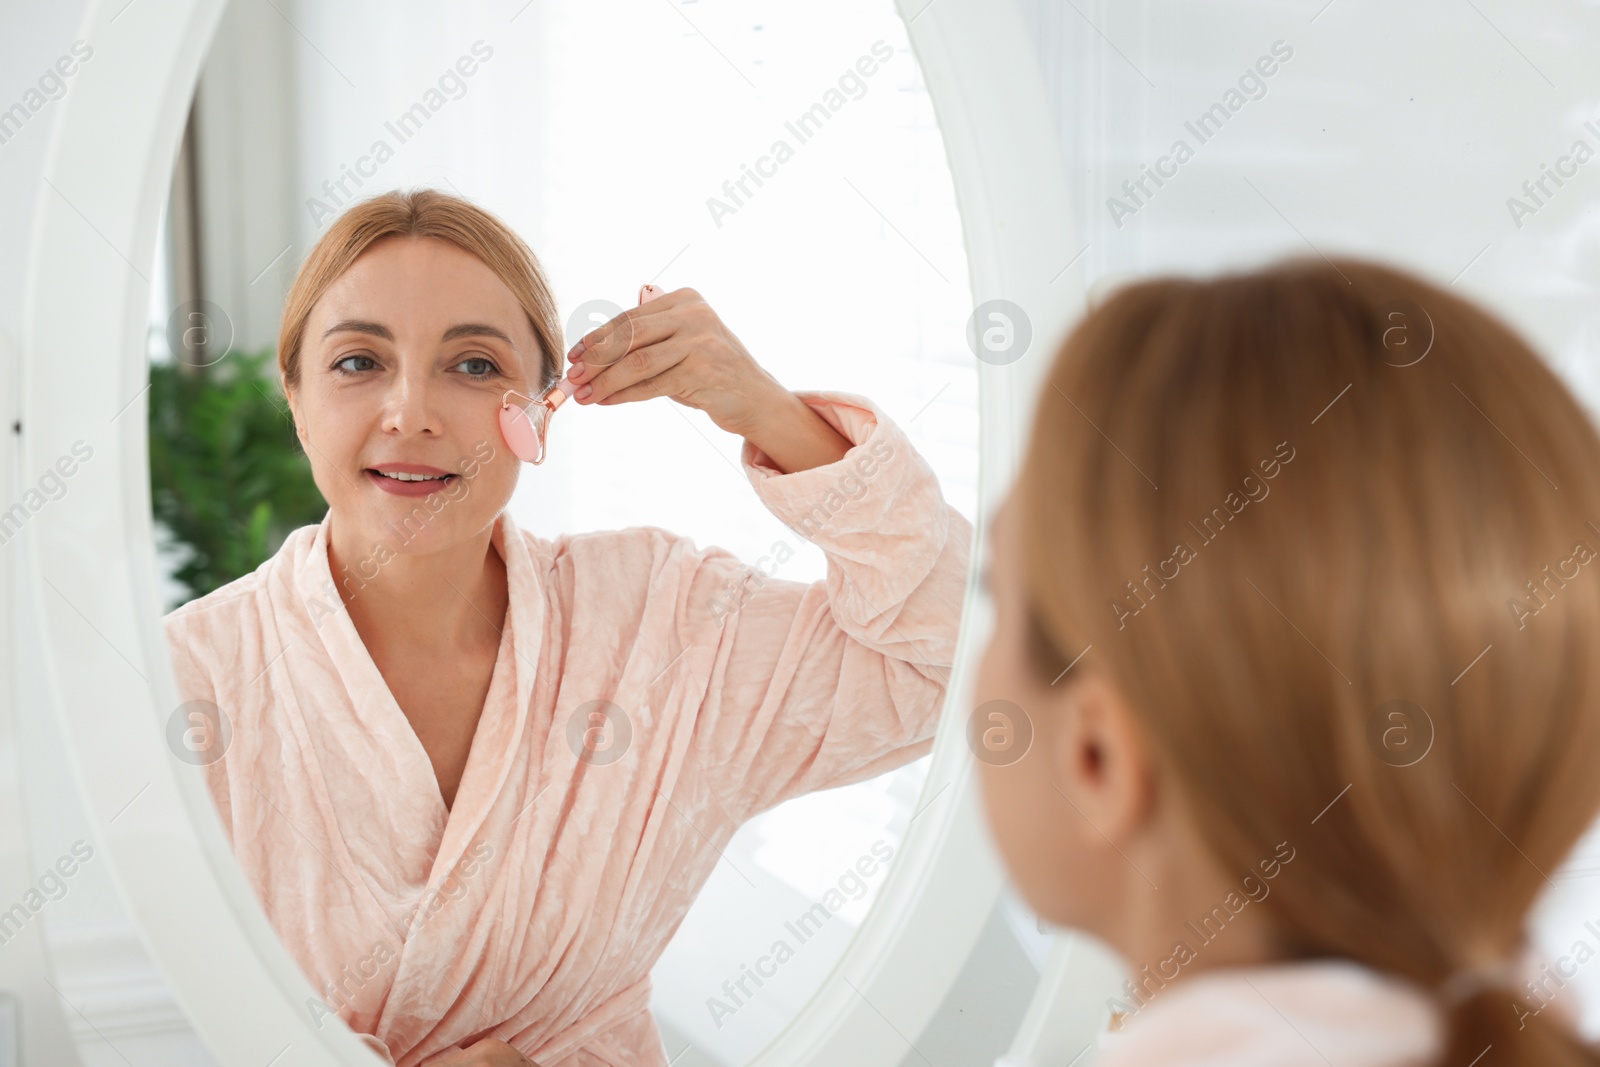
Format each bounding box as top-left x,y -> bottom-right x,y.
1431,939 -> 1535,1009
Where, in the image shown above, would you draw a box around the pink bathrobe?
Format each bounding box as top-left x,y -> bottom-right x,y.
162,390 -> 970,1066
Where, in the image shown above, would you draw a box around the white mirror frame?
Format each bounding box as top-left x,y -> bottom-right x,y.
17,0 -> 1080,1062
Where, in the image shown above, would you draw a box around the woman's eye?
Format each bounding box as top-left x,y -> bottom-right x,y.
333,353 -> 376,374
455,356 -> 501,377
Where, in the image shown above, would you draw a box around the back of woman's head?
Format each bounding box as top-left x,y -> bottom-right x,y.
1017,254 -> 1600,1063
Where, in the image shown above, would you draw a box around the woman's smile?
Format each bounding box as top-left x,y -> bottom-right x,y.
365,461 -> 461,497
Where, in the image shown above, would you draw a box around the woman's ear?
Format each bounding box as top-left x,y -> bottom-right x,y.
283,382 -> 307,445
1048,672 -> 1158,847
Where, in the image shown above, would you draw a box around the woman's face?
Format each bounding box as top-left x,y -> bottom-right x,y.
285,235 -> 540,563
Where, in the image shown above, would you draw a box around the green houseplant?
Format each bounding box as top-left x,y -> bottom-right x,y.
148,345 -> 326,609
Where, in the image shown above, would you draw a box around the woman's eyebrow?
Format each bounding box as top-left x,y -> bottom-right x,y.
320,320 -> 514,346
440,322 -> 514,345
322,319 -> 391,341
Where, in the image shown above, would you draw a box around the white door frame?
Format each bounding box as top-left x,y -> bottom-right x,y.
17,0 -> 1080,1062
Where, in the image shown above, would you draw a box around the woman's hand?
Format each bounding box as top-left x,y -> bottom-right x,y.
428,1037 -> 541,1066
565,286 -> 852,473
563,286 -> 780,437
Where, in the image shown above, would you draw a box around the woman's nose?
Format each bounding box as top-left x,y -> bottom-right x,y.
380,374 -> 443,436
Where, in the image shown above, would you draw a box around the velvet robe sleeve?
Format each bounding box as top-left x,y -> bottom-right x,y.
679,388 -> 971,825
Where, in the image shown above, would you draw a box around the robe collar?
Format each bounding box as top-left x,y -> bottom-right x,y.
289,507 -> 546,889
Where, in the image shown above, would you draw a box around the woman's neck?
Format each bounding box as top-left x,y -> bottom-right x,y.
326,515 -> 510,657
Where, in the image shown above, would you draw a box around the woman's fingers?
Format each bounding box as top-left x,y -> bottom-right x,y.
566,287 -> 708,403
561,285 -> 766,430
567,285 -> 695,369
577,335 -> 696,405
568,304 -> 670,369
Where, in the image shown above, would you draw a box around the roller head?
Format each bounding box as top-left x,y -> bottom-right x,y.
498,398 -> 547,464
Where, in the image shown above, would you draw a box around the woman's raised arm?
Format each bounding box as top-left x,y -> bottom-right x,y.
558,287 -> 971,824
677,388 -> 971,825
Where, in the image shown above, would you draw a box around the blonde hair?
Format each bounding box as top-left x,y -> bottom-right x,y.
276,188 -> 563,395
1017,255 -> 1600,1063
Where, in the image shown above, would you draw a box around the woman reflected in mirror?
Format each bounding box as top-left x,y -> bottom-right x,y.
163,188 -> 972,1066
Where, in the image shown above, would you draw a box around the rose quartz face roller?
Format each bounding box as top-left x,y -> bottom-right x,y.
498,378 -> 574,466
499,284 -> 668,464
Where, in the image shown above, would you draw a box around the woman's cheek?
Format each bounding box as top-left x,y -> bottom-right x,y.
474,448 -> 521,513
979,759 -> 1042,893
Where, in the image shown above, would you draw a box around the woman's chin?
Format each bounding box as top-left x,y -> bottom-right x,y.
337,502 -> 477,557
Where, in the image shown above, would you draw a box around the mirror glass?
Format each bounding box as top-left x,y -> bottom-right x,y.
145,1 -> 979,1063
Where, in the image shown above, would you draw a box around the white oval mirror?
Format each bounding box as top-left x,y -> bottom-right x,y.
10,0 -> 1077,1064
